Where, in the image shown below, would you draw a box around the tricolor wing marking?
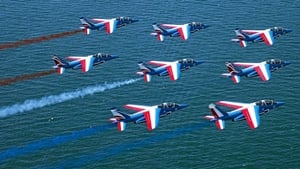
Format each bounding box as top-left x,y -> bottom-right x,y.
104,18 -> 117,34
165,62 -> 181,80
217,101 -> 248,109
143,108 -> 160,131
117,121 -> 126,132
242,30 -> 261,34
215,119 -> 225,130
254,63 -> 271,81
148,61 -> 172,66
124,104 -> 149,112
177,24 -> 190,40
66,56 -> 85,61
240,40 -> 247,47
260,30 -> 274,46
242,105 -> 260,129
160,24 -> 180,28
91,19 -> 106,23
233,62 -> 257,68
80,56 -> 95,73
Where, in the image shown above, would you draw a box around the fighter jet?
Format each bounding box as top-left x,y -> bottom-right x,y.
52,53 -> 118,74
222,59 -> 291,83
231,27 -> 292,47
151,22 -> 209,41
109,102 -> 188,131
80,16 -> 138,35
204,100 -> 284,130
137,58 -> 204,82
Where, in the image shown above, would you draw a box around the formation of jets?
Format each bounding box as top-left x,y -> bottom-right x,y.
50,16 -> 291,131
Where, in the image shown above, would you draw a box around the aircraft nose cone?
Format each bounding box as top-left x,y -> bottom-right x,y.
111,55 -> 119,59
276,101 -> 285,107
132,19 -> 139,23
195,60 -> 204,65
284,61 -> 291,66
204,24 -> 210,28
178,104 -> 188,109
285,29 -> 292,33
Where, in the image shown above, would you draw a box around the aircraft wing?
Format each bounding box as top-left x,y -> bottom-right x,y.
177,24 -> 190,40
143,107 -> 160,131
259,30 -> 274,46
91,18 -> 117,34
160,24 -> 190,40
67,56 -> 95,73
124,104 -> 160,130
124,104 -> 150,112
242,105 -> 260,129
148,61 -> 181,80
217,101 -> 248,109
233,62 -> 257,68
254,63 -> 271,81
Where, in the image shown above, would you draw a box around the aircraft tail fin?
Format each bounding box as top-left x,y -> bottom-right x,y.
109,107 -> 131,132
151,23 -> 168,41
136,62 -> 155,82
52,55 -> 68,75
204,103 -> 227,130
222,62 -> 242,83
80,17 -> 95,35
233,29 -> 249,47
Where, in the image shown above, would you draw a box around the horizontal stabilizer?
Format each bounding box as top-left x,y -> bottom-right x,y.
144,74 -> 151,82
157,34 -> 164,41
117,121 -> 126,132
57,67 -> 65,75
215,119 -> 225,130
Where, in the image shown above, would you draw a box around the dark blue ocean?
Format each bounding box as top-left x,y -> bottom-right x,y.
0,1 -> 299,168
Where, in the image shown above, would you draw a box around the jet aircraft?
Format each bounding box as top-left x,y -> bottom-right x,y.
52,53 -> 118,74
136,58 -> 203,82
151,22 -> 209,41
109,102 -> 188,131
204,100 -> 284,130
231,27 -> 292,47
222,59 -> 290,83
80,16 -> 138,35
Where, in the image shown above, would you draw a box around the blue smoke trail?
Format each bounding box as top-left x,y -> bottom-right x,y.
0,78 -> 141,118
56,122 -> 211,169
0,124 -> 114,164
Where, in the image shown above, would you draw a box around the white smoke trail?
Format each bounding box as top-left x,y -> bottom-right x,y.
0,78 -> 141,118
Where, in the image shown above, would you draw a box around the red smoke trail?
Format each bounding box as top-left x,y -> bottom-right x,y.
0,70 -> 57,86
0,29 -> 83,50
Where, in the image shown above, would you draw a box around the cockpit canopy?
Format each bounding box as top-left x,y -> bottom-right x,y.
178,58 -> 195,64
190,22 -> 204,27
255,100 -> 275,106
266,59 -> 283,65
94,53 -> 111,58
117,17 -> 133,22
158,102 -> 179,109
